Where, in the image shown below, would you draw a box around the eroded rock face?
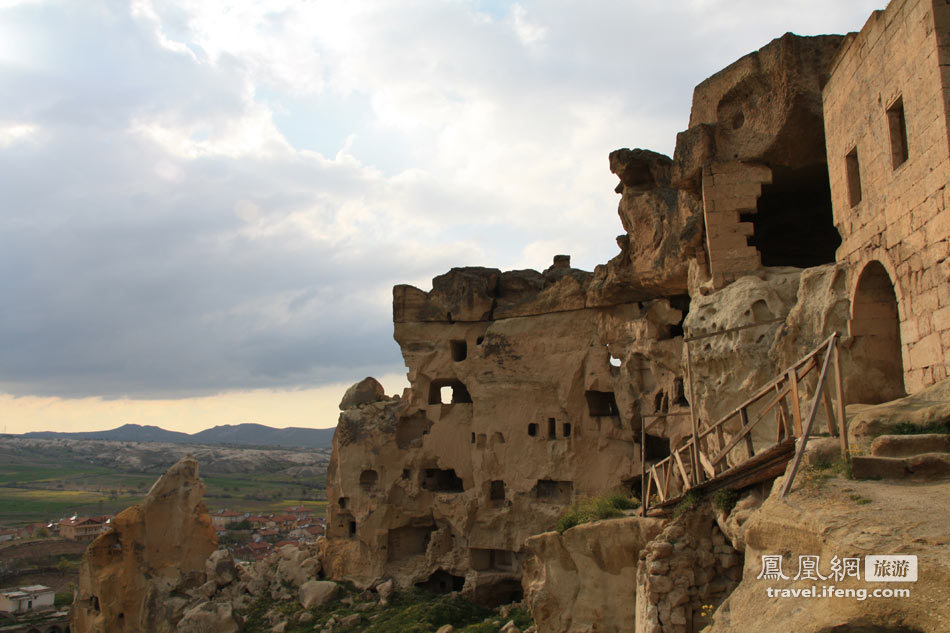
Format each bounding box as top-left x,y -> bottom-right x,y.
592,149 -> 704,300
71,457 -> 217,633
674,33 -> 845,190
322,268 -> 695,601
521,517 -> 664,633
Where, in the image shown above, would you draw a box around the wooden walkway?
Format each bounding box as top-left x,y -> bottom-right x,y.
641,332 -> 850,516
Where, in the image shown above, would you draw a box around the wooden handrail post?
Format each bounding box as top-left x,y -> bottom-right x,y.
833,338 -> 850,466
685,340 -> 702,486
780,336 -> 837,497
641,412 -> 647,516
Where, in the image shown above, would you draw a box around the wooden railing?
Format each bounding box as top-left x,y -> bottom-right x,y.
641,332 -> 849,515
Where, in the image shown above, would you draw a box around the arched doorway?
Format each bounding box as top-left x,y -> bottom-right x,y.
849,261 -> 906,403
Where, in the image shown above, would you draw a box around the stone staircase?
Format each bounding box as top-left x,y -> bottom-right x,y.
851,433 -> 950,479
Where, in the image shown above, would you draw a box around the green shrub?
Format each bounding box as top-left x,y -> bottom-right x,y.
555,494 -> 637,533
54,589 -> 74,607
673,491 -> 700,519
605,493 -> 640,511
712,489 -> 738,514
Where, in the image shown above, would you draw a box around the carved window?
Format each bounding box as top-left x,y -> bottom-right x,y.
846,147 -> 862,207
887,96 -> 909,169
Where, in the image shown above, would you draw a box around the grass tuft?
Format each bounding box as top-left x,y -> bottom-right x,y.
712,489 -> 738,514
555,493 -> 640,533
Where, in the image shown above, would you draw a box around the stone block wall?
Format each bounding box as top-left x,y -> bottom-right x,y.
701,161 -> 772,287
823,0 -> 950,394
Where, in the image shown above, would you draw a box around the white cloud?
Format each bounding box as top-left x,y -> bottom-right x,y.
0,122 -> 38,147
0,0 -> 886,406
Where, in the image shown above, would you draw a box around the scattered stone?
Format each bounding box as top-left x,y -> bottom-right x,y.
299,580 -> 340,609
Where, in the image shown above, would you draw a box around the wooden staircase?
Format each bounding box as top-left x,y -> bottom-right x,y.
641,332 -> 850,515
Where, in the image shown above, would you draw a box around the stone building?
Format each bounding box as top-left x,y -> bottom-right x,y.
823,0 -> 950,400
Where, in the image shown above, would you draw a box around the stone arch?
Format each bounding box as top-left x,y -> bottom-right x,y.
849,260 -> 905,403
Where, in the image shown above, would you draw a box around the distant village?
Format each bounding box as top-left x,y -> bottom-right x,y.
0,505 -> 326,621
4,505 -> 325,558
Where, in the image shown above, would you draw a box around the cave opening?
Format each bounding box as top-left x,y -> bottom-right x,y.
422,468 -> 465,493
428,379 -> 473,405
415,569 -> 465,594
585,390 -> 619,417
747,164 -> 840,267
450,339 -> 468,362
644,434 -> 671,461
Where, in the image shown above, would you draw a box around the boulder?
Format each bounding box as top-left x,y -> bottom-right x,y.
176,602 -> 241,633
299,580 -> 339,609
339,377 -> 386,410
206,549 -> 236,587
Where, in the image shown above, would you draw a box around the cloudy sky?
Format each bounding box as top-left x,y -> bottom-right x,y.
0,0 -> 883,434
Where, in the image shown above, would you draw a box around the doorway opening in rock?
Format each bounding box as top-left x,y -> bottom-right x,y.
623,476 -> 642,498
428,379 -> 473,405
585,390 -> 619,417
547,417 -> 556,439
746,164 -> 840,267
359,469 -> 378,491
849,261 -> 906,403
450,339 -> 467,362
422,468 -> 465,493
644,433 -> 671,461
415,569 -> 465,594
489,480 -> 505,505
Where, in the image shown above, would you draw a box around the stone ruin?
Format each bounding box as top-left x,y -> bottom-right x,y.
322,0 -> 950,631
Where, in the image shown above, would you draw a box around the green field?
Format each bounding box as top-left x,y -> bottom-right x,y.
0,459 -> 327,526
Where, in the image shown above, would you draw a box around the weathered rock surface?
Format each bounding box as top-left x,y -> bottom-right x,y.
299,580 -> 340,609
322,283 -> 693,600
847,378 -> 950,443
703,473 -> 950,633
522,517 -> 663,633
339,377 -> 387,410
674,32 -> 844,190
71,457 -> 218,633
176,601 -> 241,633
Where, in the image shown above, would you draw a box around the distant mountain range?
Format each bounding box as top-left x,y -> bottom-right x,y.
21,423 -> 336,449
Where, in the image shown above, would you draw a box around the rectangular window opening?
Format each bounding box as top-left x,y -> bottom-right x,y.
846,147 -> 862,207
887,96 -> 909,169
547,417 -> 556,439
585,390 -> 620,417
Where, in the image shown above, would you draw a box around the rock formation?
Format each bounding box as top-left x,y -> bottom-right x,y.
324,272 -> 689,601
71,457 -> 218,633
522,517 -> 664,633
69,3 -> 950,632
320,4 -> 950,631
